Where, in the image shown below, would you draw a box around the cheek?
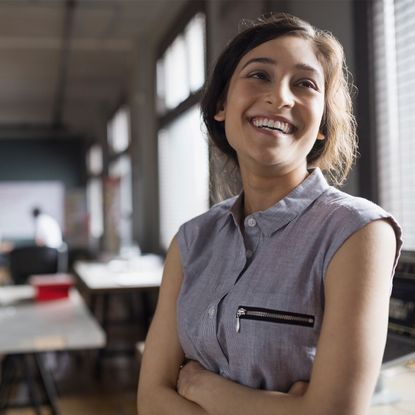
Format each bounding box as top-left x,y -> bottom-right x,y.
227,81 -> 259,108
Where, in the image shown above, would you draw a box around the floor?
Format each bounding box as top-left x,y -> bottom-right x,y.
2,345 -> 141,415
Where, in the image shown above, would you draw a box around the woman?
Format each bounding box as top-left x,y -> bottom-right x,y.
137,13 -> 402,415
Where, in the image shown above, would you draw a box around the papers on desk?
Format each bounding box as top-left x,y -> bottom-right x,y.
75,255 -> 164,290
0,285 -> 35,305
108,253 -> 164,272
114,269 -> 163,286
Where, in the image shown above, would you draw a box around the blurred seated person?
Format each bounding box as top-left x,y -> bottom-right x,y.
32,207 -> 63,249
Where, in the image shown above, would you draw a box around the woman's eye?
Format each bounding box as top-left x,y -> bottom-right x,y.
297,79 -> 318,90
249,71 -> 270,81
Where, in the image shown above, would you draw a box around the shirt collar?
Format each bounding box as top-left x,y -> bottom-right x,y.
222,168 -> 330,236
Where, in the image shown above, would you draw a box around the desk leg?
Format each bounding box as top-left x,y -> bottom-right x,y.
141,291 -> 152,331
23,355 -> 43,415
0,356 -> 15,410
95,293 -> 110,379
88,293 -> 103,379
0,355 -> 43,415
34,353 -> 60,415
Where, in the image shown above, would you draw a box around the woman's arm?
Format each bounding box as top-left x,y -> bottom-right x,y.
137,236 -> 208,415
177,219 -> 397,415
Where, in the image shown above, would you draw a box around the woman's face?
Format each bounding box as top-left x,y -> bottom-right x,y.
215,35 -> 325,176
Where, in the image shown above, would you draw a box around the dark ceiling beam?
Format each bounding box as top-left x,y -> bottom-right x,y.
52,0 -> 76,129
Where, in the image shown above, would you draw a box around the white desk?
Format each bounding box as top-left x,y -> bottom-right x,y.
0,286 -> 105,354
73,258 -> 163,376
0,285 -> 105,414
370,352 -> 415,414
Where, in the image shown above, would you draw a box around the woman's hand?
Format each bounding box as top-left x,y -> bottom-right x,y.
177,359 -> 309,401
288,381 -> 309,396
177,360 -> 211,401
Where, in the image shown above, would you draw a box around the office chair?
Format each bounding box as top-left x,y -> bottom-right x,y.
8,245 -> 67,285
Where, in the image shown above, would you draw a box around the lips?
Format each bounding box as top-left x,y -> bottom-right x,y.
250,116 -> 296,135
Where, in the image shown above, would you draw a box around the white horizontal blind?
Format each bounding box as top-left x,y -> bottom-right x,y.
373,0 -> 415,249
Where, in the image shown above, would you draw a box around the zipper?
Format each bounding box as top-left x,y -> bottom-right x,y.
236,306 -> 315,333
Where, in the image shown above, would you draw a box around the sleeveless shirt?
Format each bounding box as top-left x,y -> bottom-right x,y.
176,168 -> 402,392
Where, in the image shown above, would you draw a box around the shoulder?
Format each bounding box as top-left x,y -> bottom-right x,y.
309,187 -> 402,276
316,186 -> 383,215
313,186 -> 399,230
176,195 -> 237,264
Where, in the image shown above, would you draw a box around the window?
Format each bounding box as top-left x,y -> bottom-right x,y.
157,13 -> 206,114
109,154 -> 133,246
372,0 -> 415,250
157,11 -> 209,249
86,144 -> 103,239
87,177 -> 103,239
158,106 -> 209,249
107,106 -> 133,249
87,144 -> 103,176
108,107 -> 131,154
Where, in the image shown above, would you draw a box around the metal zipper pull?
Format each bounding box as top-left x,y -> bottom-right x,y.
236,307 -> 246,333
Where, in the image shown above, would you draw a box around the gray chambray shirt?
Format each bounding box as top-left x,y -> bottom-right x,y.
176,168 -> 402,392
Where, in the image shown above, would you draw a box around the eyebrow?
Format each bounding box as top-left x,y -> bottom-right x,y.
241,57 -> 323,80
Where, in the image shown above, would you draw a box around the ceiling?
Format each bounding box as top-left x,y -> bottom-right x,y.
0,0 -> 186,139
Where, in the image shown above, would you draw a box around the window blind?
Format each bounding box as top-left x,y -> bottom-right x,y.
372,0 -> 415,250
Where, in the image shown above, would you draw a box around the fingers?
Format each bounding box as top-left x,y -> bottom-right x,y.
288,381 -> 309,396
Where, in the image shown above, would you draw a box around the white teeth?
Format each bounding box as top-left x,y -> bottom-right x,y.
252,117 -> 293,134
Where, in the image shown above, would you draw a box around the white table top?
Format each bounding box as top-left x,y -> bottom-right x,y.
74,257 -> 163,292
0,286 -> 105,354
370,352 -> 415,414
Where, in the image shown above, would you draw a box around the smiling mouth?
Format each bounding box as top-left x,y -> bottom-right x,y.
251,117 -> 295,134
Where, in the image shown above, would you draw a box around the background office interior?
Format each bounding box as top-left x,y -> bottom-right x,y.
0,0 -> 376,258
0,0 -> 413,366
0,0 -> 414,413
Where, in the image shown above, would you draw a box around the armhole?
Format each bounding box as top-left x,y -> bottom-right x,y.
322,209 -> 403,285
176,224 -> 189,274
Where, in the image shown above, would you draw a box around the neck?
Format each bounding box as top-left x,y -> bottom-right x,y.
240,164 -> 310,217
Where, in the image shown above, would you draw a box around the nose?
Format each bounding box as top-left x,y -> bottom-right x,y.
266,80 -> 294,109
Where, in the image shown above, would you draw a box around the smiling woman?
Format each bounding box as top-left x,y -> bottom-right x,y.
137,13 -> 403,415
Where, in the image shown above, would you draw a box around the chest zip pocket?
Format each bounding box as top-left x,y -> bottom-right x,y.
236,305 -> 315,333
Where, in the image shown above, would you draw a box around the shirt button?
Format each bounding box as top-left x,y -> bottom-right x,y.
247,217 -> 256,227
246,249 -> 253,258
208,306 -> 215,318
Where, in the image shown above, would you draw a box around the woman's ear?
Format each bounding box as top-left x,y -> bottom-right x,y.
317,131 -> 325,140
214,108 -> 225,122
